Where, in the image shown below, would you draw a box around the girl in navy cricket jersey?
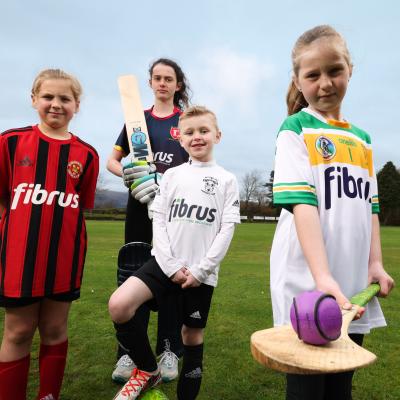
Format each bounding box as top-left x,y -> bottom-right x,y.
106,58 -> 190,384
270,25 -> 394,400
0,69 -> 99,400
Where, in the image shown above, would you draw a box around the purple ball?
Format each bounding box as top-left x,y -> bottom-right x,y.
290,290 -> 342,345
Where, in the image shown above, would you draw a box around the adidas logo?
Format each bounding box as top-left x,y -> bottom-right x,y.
117,341 -> 130,353
185,367 -> 202,379
39,395 -> 55,400
163,338 -> 171,351
18,156 -> 33,166
190,311 -> 201,319
232,199 -> 240,207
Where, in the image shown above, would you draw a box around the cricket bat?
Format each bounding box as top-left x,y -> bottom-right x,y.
117,75 -> 153,162
251,284 -> 380,374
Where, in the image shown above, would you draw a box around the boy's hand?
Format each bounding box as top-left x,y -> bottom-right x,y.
122,161 -> 156,188
368,261 -> 395,297
171,268 -> 188,285
181,270 -> 201,289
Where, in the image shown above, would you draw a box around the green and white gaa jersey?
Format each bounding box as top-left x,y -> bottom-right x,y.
270,108 -> 385,334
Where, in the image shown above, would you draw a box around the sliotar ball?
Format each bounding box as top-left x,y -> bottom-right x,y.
140,389 -> 169,400
290,291 -> 342,345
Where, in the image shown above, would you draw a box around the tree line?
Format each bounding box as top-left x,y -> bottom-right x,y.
240,161 -> 400,226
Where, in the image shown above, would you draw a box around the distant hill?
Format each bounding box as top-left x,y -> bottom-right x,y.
95,190 -> 127,208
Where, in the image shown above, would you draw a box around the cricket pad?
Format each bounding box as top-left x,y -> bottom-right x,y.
117,241 -> 152,286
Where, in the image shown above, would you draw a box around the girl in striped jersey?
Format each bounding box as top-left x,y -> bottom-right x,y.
270,26 -> 394,400
0,69 -> 99,400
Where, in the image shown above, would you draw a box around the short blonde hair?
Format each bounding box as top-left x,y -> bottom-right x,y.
31,69 -> 82,101
179,105 -> 219,130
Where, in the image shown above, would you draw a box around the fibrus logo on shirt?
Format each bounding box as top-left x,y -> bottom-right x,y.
154,151 -> 173,165
168,198 -> 217,223
11,183 -> 79,210
324,166 -> 370,210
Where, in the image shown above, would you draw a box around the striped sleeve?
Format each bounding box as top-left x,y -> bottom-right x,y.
79,149 -> 99,209
273,127 -> 318,211
0,134 -> 10,198
370,150 -> 380,214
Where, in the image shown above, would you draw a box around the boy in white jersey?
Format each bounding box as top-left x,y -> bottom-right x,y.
109,106 -> 240,400
270,25 -> 394,400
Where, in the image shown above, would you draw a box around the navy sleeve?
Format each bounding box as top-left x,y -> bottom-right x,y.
114,125 -> 130,156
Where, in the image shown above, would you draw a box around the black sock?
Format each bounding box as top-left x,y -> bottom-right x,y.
114,315 -> 157,372
177,343 -> 204,400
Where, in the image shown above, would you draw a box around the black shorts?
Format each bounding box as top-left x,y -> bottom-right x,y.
134,257 -> 214,329
0,289 -> 80,308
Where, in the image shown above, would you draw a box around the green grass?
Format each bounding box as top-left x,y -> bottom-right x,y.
1,222 -> 399,399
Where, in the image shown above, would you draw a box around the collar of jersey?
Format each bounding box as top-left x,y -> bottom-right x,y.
33,124 -> 76,143
189,159 -> 216,167
302,108 -> 351,129
146,106 -> 181,120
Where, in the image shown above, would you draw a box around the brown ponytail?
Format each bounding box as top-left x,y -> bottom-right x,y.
286,81 -> 308,116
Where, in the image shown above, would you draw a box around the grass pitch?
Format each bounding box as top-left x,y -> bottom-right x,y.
1,222 -> 399,399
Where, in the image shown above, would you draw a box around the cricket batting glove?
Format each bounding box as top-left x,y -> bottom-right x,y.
130,172 -> 162,204
122,160 -> 156,188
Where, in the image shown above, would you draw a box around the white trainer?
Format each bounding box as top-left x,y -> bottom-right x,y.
112,355 -> 136,383
158,350 -> 179,382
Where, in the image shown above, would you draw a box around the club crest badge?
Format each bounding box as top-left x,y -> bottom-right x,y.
201,176 -> 218,195
315,136 -> 336,160
170,127 -> 180,140
67,161 -> 83,179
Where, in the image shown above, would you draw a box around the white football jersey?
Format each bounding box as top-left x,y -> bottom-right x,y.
270,108 -> 386,334
151,160 -> 240,287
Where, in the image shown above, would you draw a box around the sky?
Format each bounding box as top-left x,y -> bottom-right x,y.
1,0 -> 399,191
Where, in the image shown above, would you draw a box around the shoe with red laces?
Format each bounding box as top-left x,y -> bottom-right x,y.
113,368 -> 161,400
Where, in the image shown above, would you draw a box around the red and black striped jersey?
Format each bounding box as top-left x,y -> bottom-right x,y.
0,125 -> 99,298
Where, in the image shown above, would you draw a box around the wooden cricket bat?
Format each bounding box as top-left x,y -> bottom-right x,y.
251,284 -> 380,374
117,75 -> 153,162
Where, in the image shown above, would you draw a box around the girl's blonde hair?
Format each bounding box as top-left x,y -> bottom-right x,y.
31,69 -> 82,101
287,25 -> 352,116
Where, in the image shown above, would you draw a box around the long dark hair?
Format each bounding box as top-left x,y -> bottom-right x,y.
149,58 -> 191,110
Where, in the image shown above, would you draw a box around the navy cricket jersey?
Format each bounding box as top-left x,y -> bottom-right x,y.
0,125 -> 99,297
114,106 -> 189,173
